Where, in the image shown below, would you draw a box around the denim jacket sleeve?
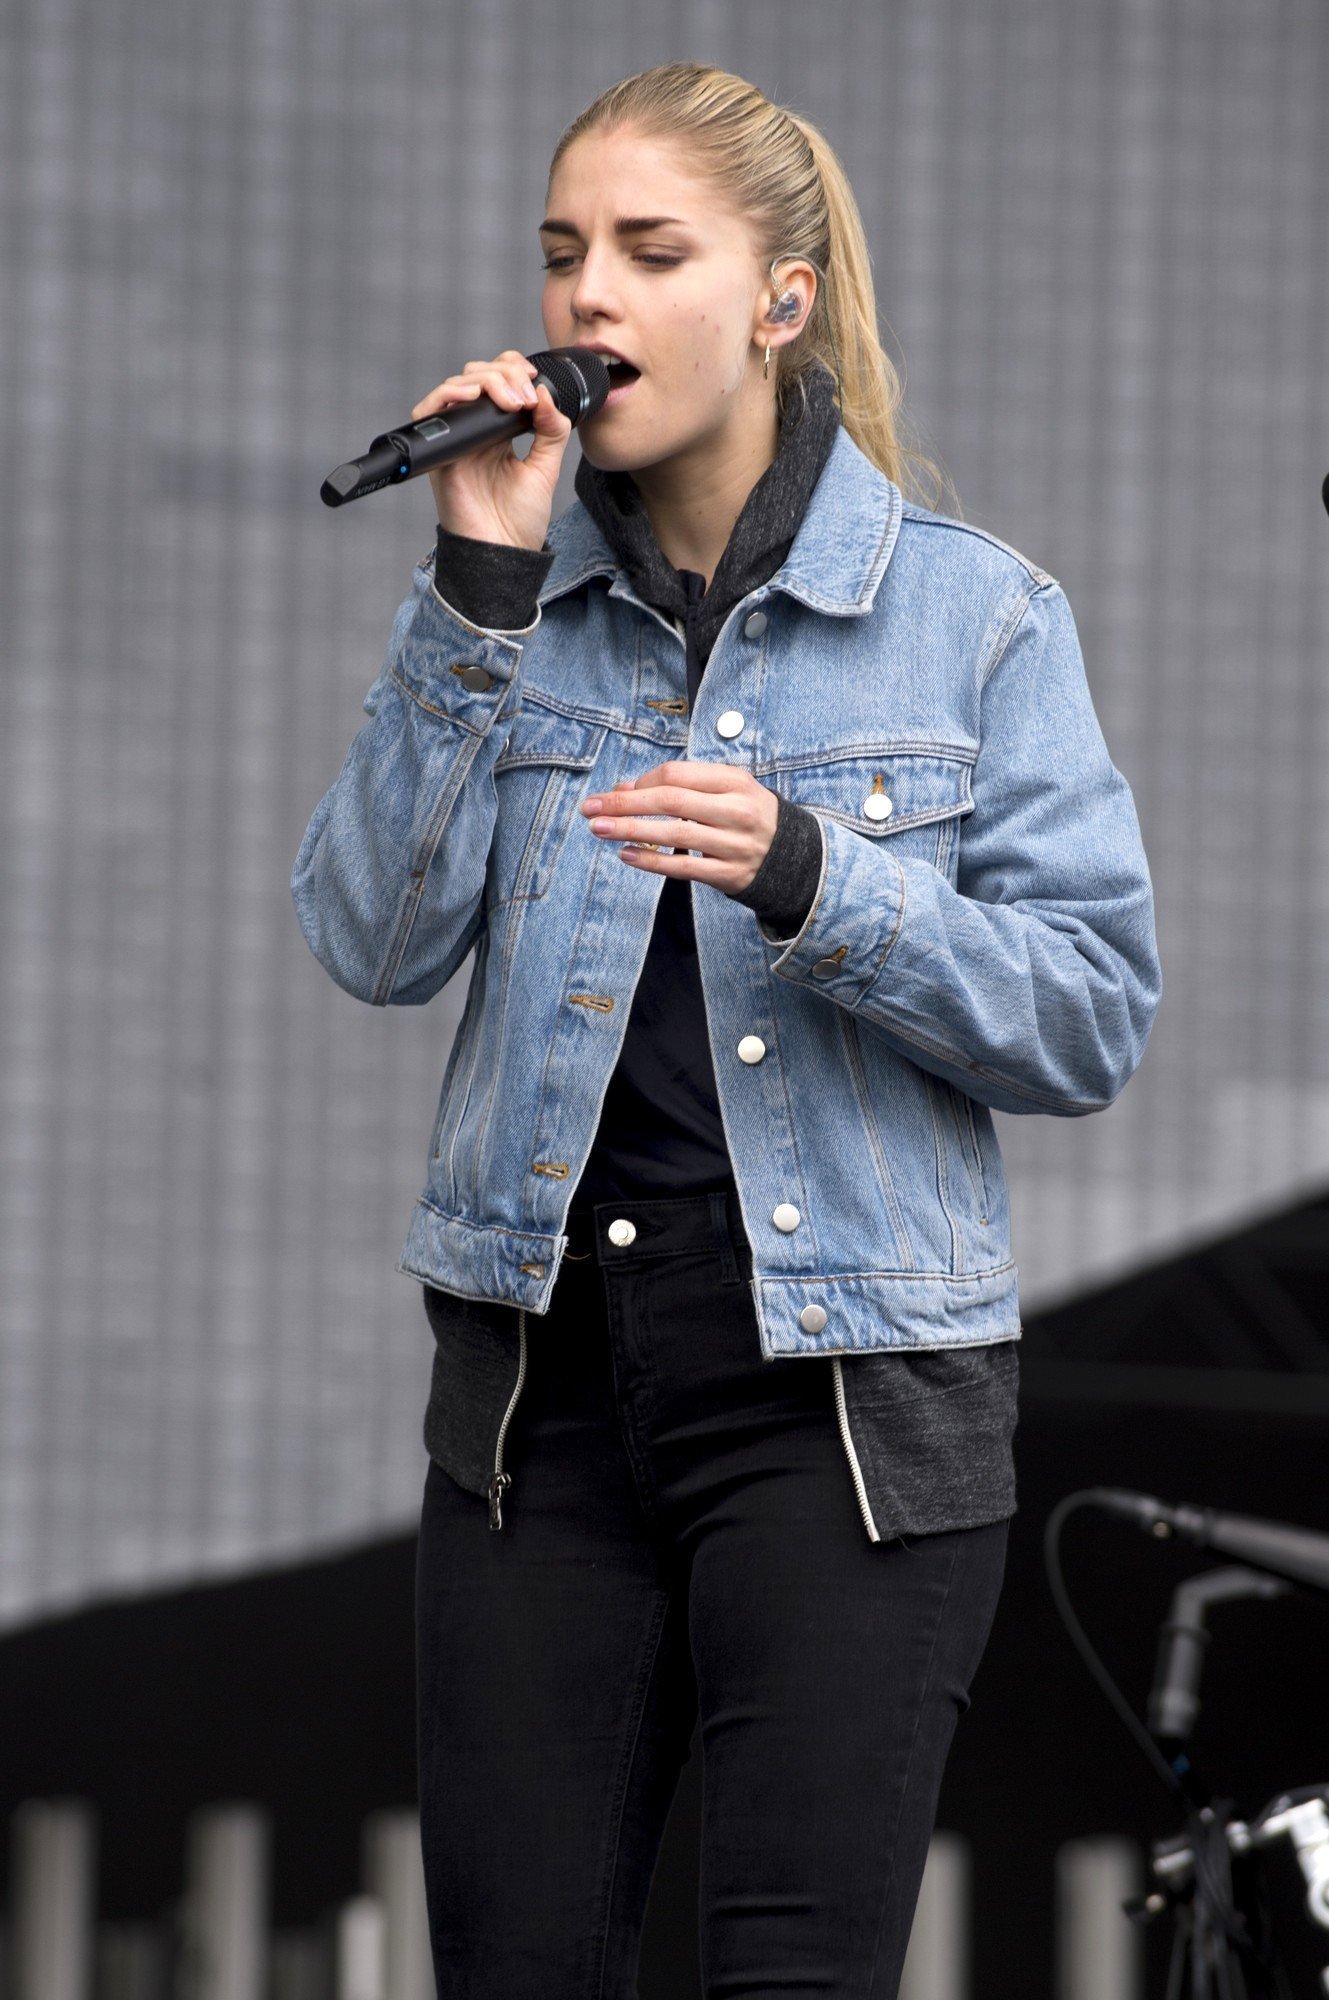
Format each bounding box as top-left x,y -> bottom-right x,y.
290,551 -> 535,1006
755,579 -> 1163,1117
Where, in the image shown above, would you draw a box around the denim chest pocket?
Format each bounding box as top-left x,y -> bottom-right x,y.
490,703 -> 609,905
770,744 -> 975,868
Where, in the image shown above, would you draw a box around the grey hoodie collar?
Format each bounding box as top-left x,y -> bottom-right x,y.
572,362 -> 841,663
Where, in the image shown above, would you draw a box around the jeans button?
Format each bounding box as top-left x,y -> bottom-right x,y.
744,610 -> 768,639
772,1203 -> 800,1232
799,1304 -> 828,1333
607,1217 -> 637,1247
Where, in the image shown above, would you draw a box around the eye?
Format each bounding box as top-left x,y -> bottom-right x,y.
540,254 -> 683,272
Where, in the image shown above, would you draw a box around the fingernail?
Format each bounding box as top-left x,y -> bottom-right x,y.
583,797 -> 602,813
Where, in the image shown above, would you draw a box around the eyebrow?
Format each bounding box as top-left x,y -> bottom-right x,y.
538,214 -> 693,239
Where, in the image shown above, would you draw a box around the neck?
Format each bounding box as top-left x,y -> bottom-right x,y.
627,395 -> 780,588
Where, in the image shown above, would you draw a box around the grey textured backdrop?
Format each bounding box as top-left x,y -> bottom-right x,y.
2,0 -> 1326,1630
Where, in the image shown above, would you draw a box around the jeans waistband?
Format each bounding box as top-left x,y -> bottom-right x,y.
563,1188 -> 750,1283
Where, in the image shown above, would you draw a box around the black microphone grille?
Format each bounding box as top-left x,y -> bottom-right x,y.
527,347 -> 611,423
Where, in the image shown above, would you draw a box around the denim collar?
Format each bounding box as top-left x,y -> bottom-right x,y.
538,364 -> 903,632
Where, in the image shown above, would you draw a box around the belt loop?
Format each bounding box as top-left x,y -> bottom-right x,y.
709,1190 -> 741,1285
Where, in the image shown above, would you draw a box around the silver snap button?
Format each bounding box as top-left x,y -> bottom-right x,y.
607,1217 -> 637,1247
716,711 -> 745,739
810,958 -> 841,979
798,1303 -> 828,1333
743,610 -> 768,639
862,793 -> 893,821
457,665 -> 494,692
772,1203 -> 801,1232
737,1035 -> 766,1064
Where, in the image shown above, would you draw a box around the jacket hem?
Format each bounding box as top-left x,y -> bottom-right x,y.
751,1261 -> 1020,1356
398,1196 -> 1022,1354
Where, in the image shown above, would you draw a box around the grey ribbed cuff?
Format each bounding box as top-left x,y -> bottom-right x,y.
433,523 -> 554,631
726,791 -> 822,937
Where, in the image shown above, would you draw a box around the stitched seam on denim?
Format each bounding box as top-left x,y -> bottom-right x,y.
962,1092 -> 992,1216
779,483 -> 897,613
523,723 -> 637,1168
853,1007 -> 1091,1113
752,955 -> 821,1269
760,740 -> 977,772
468,855 -> 529,1209
978,579 -> 1051,692
387,665 -> 492,727
756,1261 -> 1017,1285
443,976 -> 487,1207
838,1011 -> 916,1272
922,1072 -> 961,1275
373,693 -> 507,1004
896,511 -> 1056,593
410,1195 -> 556,1244
940,1075 -> 986,1221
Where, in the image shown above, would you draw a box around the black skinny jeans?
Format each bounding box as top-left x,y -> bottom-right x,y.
415,1190 -> 1009,2000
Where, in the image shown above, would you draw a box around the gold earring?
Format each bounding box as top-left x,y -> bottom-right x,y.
763,343 -> 772,380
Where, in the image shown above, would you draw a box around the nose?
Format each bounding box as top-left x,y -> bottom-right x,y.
566,246 -> 623,327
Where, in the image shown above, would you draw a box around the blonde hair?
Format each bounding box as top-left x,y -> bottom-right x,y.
548,61 -> 961,516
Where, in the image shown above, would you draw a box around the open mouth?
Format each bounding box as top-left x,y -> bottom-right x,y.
603,359 -> 641,398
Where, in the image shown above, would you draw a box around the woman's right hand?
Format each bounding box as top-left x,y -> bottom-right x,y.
412,351 -> 574,553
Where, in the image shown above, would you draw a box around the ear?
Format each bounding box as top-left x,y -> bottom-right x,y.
757,258 -> 818,354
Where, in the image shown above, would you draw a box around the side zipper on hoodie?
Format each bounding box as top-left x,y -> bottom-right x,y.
831,1357 -> 882,1542
487,1306 -> 528,1531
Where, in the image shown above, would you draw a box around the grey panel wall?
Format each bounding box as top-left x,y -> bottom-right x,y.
2,0 -> 1326,1628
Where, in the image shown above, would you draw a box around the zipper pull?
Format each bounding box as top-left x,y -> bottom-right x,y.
487,1471 -> 512,1531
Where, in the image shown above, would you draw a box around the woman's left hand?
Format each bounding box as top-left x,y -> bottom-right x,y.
578,761 -> 779,895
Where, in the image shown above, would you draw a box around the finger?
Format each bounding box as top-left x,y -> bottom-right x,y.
526,380 -> 572,437
632,761 -> 751,792
460,358 -> 539,408
594,815 -> 746,859
590,784 -> 739,826
618,847 -> 737,888
470,368 -> 536,410
415,355 -> 542,422
411,377 -> 484,420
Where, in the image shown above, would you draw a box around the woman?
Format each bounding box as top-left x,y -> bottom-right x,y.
292,62 -> 1161,2000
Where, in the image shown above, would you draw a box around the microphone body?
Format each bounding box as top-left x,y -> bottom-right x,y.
1092,1488 -> 1329,1592
321,347 -> 611,507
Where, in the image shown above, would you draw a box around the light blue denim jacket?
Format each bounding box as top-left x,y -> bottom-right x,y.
292,426 -> 1161,1374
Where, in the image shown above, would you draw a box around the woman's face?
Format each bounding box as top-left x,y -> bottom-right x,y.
539,126 -> 772,474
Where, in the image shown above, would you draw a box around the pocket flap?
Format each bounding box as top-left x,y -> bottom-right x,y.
770,745 -> 975,837
496,701 -> 607,773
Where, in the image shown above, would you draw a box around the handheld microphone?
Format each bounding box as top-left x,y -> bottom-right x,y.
320,346 -> 612,508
